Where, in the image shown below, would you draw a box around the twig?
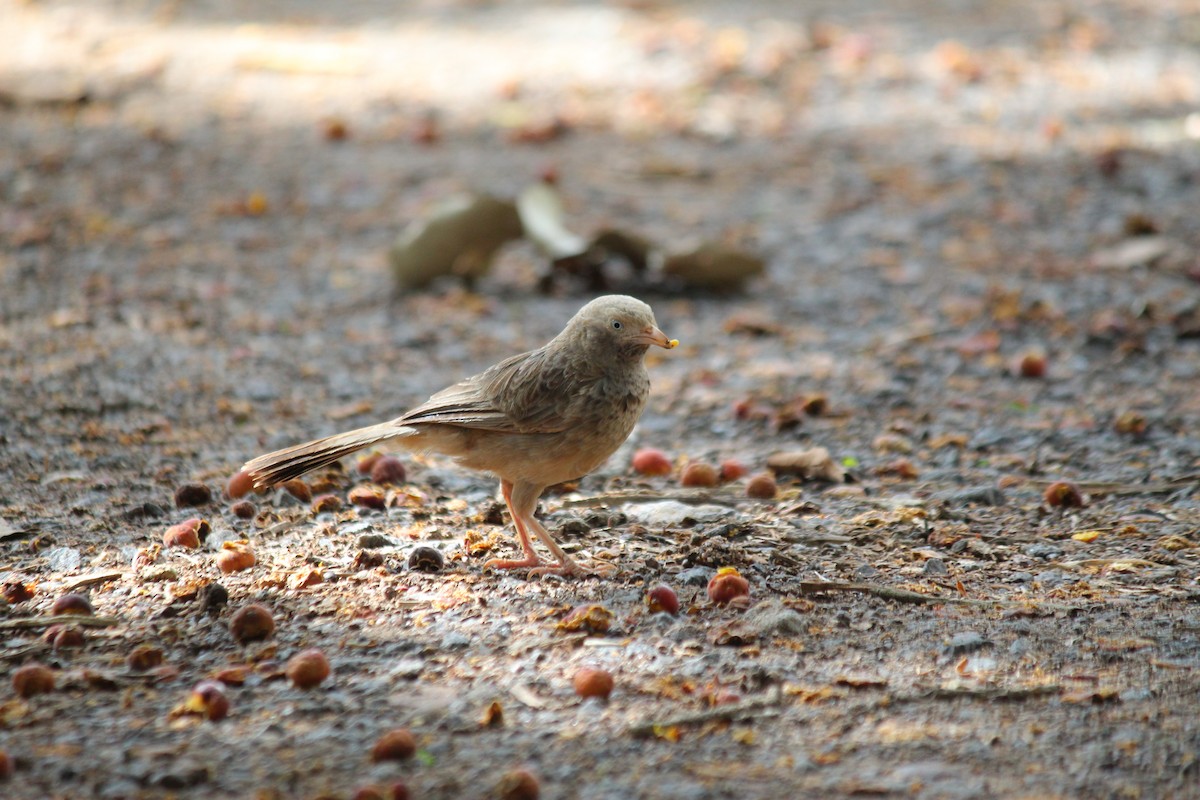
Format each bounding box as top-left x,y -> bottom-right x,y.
798,581 -> 1081,613
893,685 -> 1062,703
64,571 -> 123,591
628,686 -> 782,738
800,581 -> 969,605
0,615 -> 122,631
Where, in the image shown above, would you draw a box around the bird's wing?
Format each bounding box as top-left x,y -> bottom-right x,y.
399,347 -> 581,434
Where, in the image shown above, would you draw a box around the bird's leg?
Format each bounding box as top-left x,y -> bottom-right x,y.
508,483 -> 611,578
483,479 -> 545,572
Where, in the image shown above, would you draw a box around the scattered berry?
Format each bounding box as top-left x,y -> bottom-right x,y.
311,494 -> 343,514
229,603 -> 275,644
231,500 -> 257,519
357,453 -> 383,475
127,645 -> 165,672
680,462 -> 719,487
216,541 -> 256,574
282,479 -> 312,503
745,472 -> 778,499
632,448 -> 672,476
645,584 -> 680,615
1044,481 -> 1084,508
349,485 -> 387,510
371,729 -> 417,762
225,470 -> 255,500
1014,352 -> 1048,379
185,680 -> 230,721
286,648 -> 331,689
573,667 -> 615,700
495,768 -> 540,800
2,582 -> 34,604
719,459 -> 748,482
1114,411 -> 1147,436
707,567 -> 751,604
163,518 -> 209,548
52,593 -> 93,616
12,663 -> 55,698
44,625 -> 84,651
370,456 -> 407,485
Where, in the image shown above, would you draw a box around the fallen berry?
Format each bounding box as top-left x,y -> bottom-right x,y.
645,584 -> 680,615
718,459 -> 748,482
12,663 -> 55,698
371,729 -> 416,762
495,768 -> 540,800
174,482 -> 213,508
229,603 -> 275,644
163,518 -> 209,548
680,462 -> 719,487
225,470 -> 255,500
707,567 -> 751,604
286,648 -> 331,689
370,456 -> 407,485
52,593 -> 93,616
216,542 -> 256,574
1044,481 -> 1084,508
745,472 -> 777,499
127,645 -> 165,672
573,667 -> 615,700
632,448 -> 672,476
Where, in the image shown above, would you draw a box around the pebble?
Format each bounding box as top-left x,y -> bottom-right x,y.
943,631 -> 992,656
625,501 -> 730,527
46,546 -> 81,572
922,558 -> 949,576
358,533 -> 393,549
677,566 -> 716,586
440,631 -> 471,650
1024,543 -> 1063,560
933,486 -> 1006,506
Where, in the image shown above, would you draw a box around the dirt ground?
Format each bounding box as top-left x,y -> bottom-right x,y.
3,1 -> 1200,798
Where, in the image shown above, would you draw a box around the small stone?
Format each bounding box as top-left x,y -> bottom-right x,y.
943,631 -> 991,657
922,558 -> 949,576
358,533 -> 393,549
678,566 -> 715,586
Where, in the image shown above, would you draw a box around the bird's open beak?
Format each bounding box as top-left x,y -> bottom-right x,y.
636,326 -> 679,349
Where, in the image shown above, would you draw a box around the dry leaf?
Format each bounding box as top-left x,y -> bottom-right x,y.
766,447 -> 846,482
389,194 -> 523,290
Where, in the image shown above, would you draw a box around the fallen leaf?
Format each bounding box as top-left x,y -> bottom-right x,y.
663,243 -> 765,291
766,447 -> 846,482
389,194 -> 523,290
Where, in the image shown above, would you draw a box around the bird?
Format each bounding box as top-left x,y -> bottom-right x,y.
242,295 -> 678,577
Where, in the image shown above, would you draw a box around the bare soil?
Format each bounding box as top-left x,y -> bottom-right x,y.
2,1 -> 1200,798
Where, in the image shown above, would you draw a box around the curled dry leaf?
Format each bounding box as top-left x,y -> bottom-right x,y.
516,182 -> 588,260
766,447 -> 846,482
557,603 -> 615,634
389,194 -> 523,290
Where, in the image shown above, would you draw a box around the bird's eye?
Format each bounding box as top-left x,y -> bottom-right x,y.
611,320 -> 623,330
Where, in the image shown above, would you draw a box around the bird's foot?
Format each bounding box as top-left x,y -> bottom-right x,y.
484,556 -> 544,572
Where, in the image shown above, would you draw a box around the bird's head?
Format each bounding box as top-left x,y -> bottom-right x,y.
570,295 -> 678,360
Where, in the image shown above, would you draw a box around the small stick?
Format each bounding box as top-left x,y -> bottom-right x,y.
64,571 -> 123,591
559,490 -> 741,509
628,687 -> 782,738
0,615 -> 122,631
798,581 -> 1081,613
893,685 -> 1062,703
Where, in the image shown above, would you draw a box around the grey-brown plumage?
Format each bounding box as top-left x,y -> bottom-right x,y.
242,295 -> 677,576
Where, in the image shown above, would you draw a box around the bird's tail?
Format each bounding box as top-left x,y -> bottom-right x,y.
243,422 -> 414,488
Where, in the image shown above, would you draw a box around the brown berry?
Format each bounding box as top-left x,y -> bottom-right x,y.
311,493 -> 343,514
52,593 -> 93,616
231,500 -> 257,519
632,448 -> 672,476
1114,411 -> 1147,436
349,485 -> 387,510
680,462 -> 719,487
719,459 -> 748,482
369,456 -> 407,485
45,625 -> 84,651
229,603 -> 275,644
573,667 -> 615,700
0,749 -> 10,780
216,541 -> 256,574
745,472 -> 778,499
286,648 -> 331,689
225,470 -> 255,500
282,479 -> 312,503
1044,480 -> 1084,508
186,680 -> 230,721
370,729 -> 417,762
323,117 -> 349,141
801,394 -> 828,416
163,518 -> 209,548
495,768 -> 540,800
645,584 -> 680,615
1014,352 -> 1048,378
357,453 -> 383,475
408,545 -> 445,572
2,582 -> 34,604
12,663 -> 55,697
352,787 -> 386,800
174,482 -> 213,508
707,567 -> 751,604
127,645 -> 165,672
